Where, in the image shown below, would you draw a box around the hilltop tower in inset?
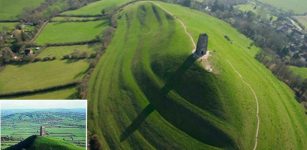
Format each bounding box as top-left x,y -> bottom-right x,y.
40,126 -> 46,136
193,33 -> 208,58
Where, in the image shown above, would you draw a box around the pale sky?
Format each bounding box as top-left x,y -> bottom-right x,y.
0,100 -> 87,110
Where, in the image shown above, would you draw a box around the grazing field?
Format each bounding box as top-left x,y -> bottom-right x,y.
0,22 -> 17,31
63,0 -> 131,15
9,87 -> 78,99
234,3 -> 277,20
88,1 -> 307,149
289,66 -> 307,79
295,15 -> 307,29
0,0 -> 45,20
35,21 -> 108,45
258,0 -> 307,14
0,60 -> 88,94
1,109 -> 86,149
37,45 -> 97,59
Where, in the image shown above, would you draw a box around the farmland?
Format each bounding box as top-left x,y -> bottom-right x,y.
87,1 -> 307,149
295,15 -> 307,29
35,21 -> 108,45
63,0 -> 131,15
258,0 -> 307,14
0,60 -> 88,94
0,0 -> 45,20
0,23 -> 17,31
37,45 -> 97,59
1,109 -> 86,149
289,66 -> 307,79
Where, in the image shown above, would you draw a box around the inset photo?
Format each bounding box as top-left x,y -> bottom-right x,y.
0,100 -> 87,150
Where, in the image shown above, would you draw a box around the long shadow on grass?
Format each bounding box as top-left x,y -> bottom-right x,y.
120,54 -> 196,141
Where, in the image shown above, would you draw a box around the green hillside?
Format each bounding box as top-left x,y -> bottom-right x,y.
5,135 -> 84,150
88,1 -> 307,149
258,0 -> 307,14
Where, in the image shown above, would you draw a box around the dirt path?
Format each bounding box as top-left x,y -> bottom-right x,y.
227,60 -> 260,150
30,21 -> 48,43
155,2 -> 260,149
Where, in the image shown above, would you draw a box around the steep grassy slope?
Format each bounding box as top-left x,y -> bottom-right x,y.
0,60 -> 88,94
258,0 -> 307,14
5,135 -> 84,150
63,0 -> 131,15
0,0 -> 45,20
35,21 -> 107,45
88,1 -> 307,149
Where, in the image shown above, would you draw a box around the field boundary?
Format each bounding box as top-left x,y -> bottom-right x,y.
0,81 -> 79,98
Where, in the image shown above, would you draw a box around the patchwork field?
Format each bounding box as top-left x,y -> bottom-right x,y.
88,1 -> 307,149
0,60 -> 88,94
258,0 -> 307,14
289,66 -> 307,79
35,21 -> 107,45
37,45 -> 97,59
0,0 -> 45,20
234,2 -> 277,20
63,0 -> 131,15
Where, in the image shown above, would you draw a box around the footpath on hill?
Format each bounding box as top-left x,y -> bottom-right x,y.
154,2 -> 260,150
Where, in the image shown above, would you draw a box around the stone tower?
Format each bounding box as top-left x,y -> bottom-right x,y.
194,33 -> 208,58
40,126 -> 46,136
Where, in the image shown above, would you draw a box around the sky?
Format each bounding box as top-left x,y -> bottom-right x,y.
0,100 -> 87,110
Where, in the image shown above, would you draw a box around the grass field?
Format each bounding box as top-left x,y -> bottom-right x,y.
35,21 -> 108,45
37,45 -> 97,59
289,66 -> 307,79
295,15 -> 307,29
87,1 -> 307,149
0,0 -> 44,20
234,2 -> 277,21
63,0 -> 131,15
0,22 -> 17,31
0,60 -> 88,94
258,0 -> 307,14
9,87 -> 78,99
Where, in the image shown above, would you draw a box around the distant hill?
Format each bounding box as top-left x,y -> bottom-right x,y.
1,108 -> 85,117
4,135 -> 84,150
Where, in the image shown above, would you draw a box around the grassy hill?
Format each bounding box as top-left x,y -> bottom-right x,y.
258,0 -> 307,14
87,1 -> 307,149
5,135 -> 84,150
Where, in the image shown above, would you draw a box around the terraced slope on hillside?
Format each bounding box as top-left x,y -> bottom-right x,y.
88,1 -> 307,149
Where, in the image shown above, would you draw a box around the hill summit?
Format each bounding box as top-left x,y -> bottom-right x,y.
5,135 -> 83,150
